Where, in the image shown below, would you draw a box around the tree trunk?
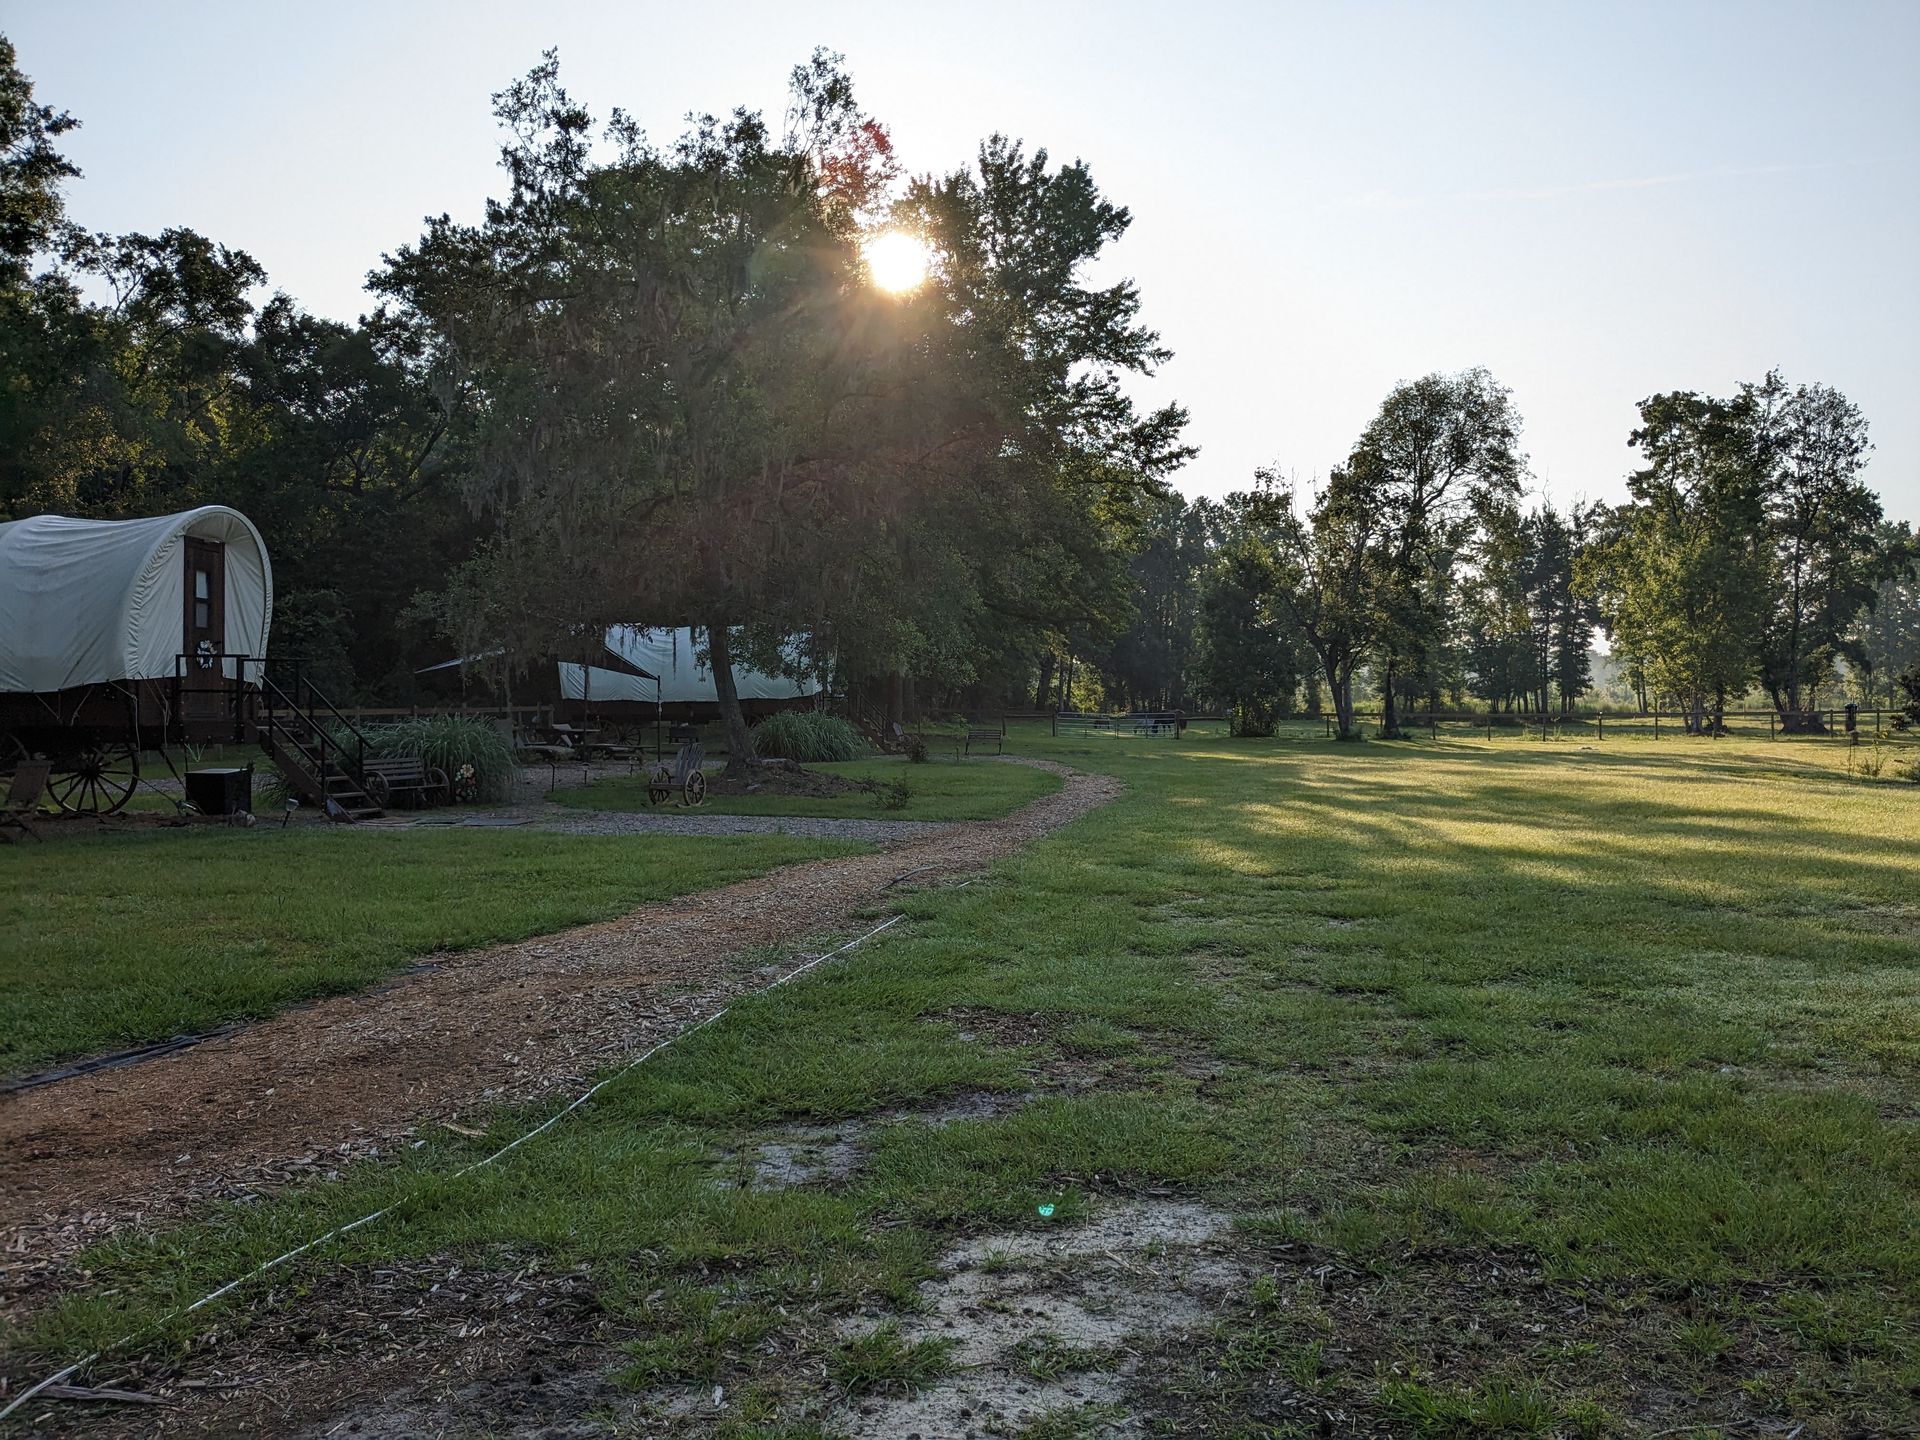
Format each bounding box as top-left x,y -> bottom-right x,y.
706,621 -> 755,778
885,671 -> 906,730
1304,671 -> 1322,717
1381,657 -> 1401,738
1033,652 -> 1056,712
1327,658 -> 1357,740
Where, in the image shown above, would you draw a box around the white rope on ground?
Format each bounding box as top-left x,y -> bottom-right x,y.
0,892 -> 957,1421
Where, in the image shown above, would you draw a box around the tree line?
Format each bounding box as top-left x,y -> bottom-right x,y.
1089,369 -> 1916,738
3,36 -> 1916,755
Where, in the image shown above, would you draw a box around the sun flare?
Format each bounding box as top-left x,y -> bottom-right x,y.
864,230 -> 930,293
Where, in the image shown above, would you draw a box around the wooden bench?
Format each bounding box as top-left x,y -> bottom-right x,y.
962,727 -> 1003,756
360,756 -> 449,809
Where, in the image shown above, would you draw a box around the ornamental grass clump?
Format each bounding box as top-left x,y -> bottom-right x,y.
351,715 -> 517,802
749,710 -> 866,764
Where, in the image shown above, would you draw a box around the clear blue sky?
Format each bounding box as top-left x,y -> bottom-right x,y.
11,0 -> 1918,521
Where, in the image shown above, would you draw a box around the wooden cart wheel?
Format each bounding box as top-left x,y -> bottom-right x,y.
646,765 -> 672,806
683,769 -> 707,807
0,732 -> 25,779
363,771 -> 393,810
47,736 -> 140,815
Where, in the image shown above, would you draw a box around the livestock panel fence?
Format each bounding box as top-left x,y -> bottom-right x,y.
1326,707 -> 1915,744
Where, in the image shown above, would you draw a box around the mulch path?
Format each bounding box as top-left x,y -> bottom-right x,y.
0,759 -> 1119,1320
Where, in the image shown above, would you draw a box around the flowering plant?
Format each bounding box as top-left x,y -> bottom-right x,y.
452,762 -> 479,803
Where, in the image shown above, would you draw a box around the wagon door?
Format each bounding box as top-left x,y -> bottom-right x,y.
182,536 -> 227,728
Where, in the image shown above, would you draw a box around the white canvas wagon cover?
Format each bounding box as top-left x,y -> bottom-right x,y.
0,506 -> 272,693
558,626 -> 822,705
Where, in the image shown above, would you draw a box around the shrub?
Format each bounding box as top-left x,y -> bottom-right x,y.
1897,665 -> 1920,730
253,761 -> 292,813
1232,699 -> 1279,738
749,710 -> 865,764
872,778 -> 912,811
902,732 -> 929,763
1850,739 -> 1887,780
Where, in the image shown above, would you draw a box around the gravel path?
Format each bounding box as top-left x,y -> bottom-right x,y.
0,757 -> 1119,1304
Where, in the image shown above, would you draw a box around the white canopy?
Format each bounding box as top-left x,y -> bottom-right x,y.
558,626 -> 821,705
0,506 -> 272,693
557,661 -> 659,704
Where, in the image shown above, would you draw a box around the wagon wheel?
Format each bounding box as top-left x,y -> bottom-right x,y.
363,771 -> 393,810
683,769 -> 707,808
646,764 -> 672,806
47,736 -> 140,815
0,732 -> 24,779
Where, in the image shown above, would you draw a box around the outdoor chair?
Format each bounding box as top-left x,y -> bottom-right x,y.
1,759 -> 51,842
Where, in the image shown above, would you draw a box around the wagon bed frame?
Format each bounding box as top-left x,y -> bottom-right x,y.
0,654 -> 383,820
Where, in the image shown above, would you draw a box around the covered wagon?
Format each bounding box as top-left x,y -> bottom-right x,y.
0,506 -> 273,812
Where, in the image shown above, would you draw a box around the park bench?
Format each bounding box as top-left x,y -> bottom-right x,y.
510,716 -> 574,763
963,727 -> 1003,756
360,756 -> 450,809
1,759 -> 50,842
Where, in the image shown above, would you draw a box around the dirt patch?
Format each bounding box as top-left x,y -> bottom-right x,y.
746,1126 -> 865,1191
0,758 -> 1120,1314
828,1199 -> 1246,1439
728,1091 -> 1034,1193
936,1007 -> 1061,1051
19,1256 -> 636,1439
1124,1238 -> 1883,1439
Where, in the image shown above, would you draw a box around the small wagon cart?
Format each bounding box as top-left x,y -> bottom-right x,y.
646,742 -> 708,807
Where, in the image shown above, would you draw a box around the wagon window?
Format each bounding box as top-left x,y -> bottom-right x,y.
194,569 -> 211,629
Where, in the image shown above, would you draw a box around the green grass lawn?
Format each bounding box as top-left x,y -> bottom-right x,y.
0,828 -> 862,1077
11,726 -> 1918,1434
550,752 -> 1060,821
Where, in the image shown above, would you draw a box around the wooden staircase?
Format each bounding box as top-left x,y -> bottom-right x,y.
257,676 -> 382,822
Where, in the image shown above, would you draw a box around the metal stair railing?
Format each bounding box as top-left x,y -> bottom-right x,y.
259,661 -> 373,803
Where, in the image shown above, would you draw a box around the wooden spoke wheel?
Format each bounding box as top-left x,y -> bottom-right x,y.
0,731 -> 25,779
683,770 -> 707,807
48,736 -> 140,815
363,771 -> 393,810
646,765 -> 672,806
